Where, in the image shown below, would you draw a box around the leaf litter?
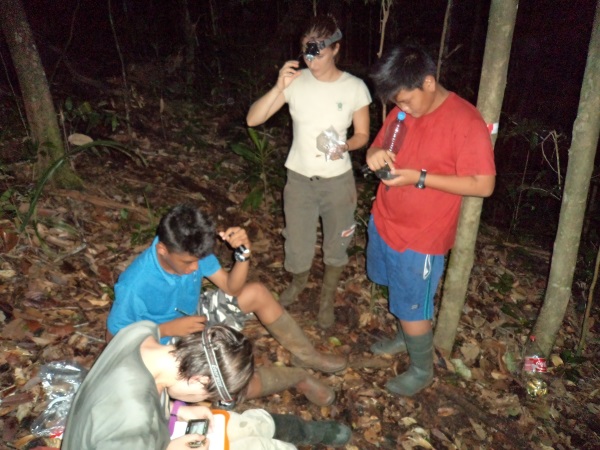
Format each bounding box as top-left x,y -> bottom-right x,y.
0,95 -> 599,450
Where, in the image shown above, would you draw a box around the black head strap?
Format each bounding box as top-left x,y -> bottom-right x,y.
201,329 -> 233,404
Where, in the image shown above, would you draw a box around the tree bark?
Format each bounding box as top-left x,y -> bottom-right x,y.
434,0 -> 518,355
532,0 -> 600,356
0,0 -> 82,188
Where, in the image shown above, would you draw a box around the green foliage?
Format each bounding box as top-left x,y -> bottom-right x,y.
231,127 -> 285,211
492,115 -> 567,240
130,222 -> 157,246
62,98 -> 122,133
491,272 -> 515,295
0,188 -> 17,220
555,349 -> 587,383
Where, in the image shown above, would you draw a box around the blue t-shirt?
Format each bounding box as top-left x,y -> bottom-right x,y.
107,237 -> 221,344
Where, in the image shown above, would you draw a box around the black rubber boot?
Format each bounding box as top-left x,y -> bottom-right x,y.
271,414 -> 352,447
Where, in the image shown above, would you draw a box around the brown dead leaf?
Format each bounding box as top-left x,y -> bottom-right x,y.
47,324 -> 76,338
468,418 -> 487,440
0,227 -> 19,253
2,318 -> 40,340
437,406 -> 458,417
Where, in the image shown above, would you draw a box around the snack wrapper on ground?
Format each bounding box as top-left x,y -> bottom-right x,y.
316,126 -> 346,161
30,361 -> 88,439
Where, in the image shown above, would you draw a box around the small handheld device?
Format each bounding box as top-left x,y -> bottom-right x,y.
186,418 -> 209,435
360,163 -> 397,180
374,164 -> 398,180
186,419 -> 209,448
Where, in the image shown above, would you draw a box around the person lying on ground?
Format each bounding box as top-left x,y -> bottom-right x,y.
62,321 -> 352,449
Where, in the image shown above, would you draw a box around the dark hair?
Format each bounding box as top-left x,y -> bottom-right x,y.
302,14 -> 339,41
157,204 -> 215,259
371,44 -> 437,103
172,325 -> 254,403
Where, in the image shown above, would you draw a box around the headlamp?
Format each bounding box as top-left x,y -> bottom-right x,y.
303,29 -> 343,62
202,328 -> 236,409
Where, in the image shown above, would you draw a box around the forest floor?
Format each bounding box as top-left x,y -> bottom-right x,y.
0,84 -> 599,450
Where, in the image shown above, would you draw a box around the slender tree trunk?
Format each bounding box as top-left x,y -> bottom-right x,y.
437,0 -> 452,80
179,0 -> 196,86
434,0 -> 518,355
532,0 -> 600,356
0,0 -> 82,188
377,0 -> 394,122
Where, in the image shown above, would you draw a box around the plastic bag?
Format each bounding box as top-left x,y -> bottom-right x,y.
316,126 -> 346,161
30,361 -> 88,439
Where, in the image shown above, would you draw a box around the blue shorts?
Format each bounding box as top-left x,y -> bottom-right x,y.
366,216 -> 445,321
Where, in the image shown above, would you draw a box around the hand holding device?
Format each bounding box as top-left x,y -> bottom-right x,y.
186,419 -> 209,448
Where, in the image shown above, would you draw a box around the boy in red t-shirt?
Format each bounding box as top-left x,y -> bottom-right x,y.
365,45 -> 496,396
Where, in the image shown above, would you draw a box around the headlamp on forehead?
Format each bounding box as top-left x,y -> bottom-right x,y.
303,29 -> 343,62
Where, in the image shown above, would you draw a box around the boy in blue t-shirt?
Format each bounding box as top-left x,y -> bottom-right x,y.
106,204 -> 346,406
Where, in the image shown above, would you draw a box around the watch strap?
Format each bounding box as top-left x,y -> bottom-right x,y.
415,169 -> 427,189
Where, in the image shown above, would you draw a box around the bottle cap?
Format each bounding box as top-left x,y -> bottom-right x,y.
397,111 -> 406,121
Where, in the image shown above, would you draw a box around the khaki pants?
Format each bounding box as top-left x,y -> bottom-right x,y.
283,169 -> 357,273
227,409 -> 296,450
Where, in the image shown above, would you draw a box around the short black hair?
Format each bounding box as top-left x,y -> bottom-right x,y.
156,204 -> 215,258
371,44 -> 437,103
172,325 -> 254,403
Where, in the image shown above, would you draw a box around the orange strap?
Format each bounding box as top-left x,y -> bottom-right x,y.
211,409 -> 230,450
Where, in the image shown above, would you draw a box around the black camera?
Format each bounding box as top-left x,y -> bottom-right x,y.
360,163 -> 397,180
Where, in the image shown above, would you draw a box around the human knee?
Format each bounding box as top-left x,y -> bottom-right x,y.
238,282 -> 277,311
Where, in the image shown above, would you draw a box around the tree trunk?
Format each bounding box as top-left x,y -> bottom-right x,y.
436,0 -> 453,81
434,0 -> 518,355
532,0 -> 600,357
179,0 -> 196,86
0,0 -> 82,189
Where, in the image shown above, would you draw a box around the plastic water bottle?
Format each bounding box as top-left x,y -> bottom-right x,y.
522,335 -> 548,397
382,111 -> 407,154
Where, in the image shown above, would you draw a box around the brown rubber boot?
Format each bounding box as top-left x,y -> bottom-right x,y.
247,367 -> 336,406
265,310 -> 347,373
279,270 -> 310,306
317,265 -> 345,329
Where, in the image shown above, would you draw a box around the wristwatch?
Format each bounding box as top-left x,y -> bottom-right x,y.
415,169 -> 427,189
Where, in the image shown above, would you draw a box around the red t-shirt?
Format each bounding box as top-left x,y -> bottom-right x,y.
371,93 -> 496,254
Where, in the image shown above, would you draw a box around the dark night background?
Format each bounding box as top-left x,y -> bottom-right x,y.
0,0 -> 598,249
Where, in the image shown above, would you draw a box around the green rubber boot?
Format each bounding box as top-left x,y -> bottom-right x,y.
317,265 -> 345,329
385,330 -> 434,397
370,327 -> 407,355
271,414 -> 352,447
279,271 -> 310,306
